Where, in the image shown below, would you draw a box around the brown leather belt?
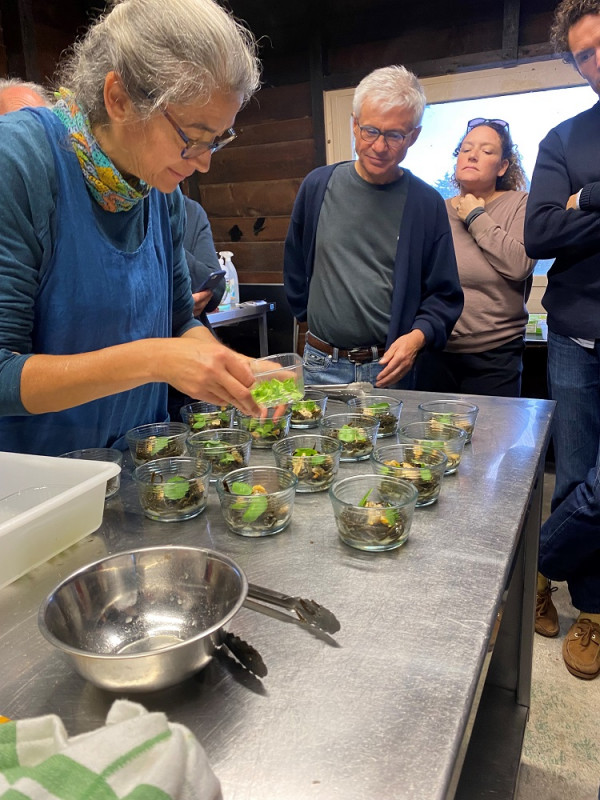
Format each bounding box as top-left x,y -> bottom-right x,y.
306,332 -> 386,364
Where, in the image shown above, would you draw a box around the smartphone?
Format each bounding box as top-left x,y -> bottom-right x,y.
196,269 -> 226,293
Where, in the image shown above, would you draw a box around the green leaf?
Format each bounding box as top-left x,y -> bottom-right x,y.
368,402 -> 390,411
358,488 -> 373,507
150,436 -> 169,454
219,452 -> 237,464
231,481 -> 253,495
437,413 -> 453,424
292,400 -> 318,412
163,475 -> 189,500
337,425 -> 358,442
242,495 -> 268,522
251,376 -> 303,406
191,414 -> 208,430
294,447 -> 319,456
420,468 -> 432,481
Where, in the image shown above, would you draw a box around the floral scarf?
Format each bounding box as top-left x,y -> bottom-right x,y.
52,87 -> 150,212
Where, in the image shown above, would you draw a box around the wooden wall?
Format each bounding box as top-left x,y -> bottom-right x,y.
188,82 -> 316,284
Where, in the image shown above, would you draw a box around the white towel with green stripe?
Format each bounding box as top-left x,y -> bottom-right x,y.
0,699 -> 221,799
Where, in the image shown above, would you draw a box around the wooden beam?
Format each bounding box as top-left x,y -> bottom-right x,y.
0,0 -> 39,81
502,0 -> 520,61
309,0 -> 327,166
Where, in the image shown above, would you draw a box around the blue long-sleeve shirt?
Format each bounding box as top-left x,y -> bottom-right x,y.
525,100 -> 600,338
283,163 -> 463,350
0,109 -> 200,417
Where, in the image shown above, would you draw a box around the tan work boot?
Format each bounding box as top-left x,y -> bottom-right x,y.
535,583 -> 559,637
562,618 -> 600,679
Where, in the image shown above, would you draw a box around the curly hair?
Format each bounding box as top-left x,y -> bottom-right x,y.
550,0 -> 600,61
452,121 -> 528,192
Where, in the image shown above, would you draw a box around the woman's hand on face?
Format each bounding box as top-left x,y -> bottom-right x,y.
165,333 -> 261,416
454,193 -> 485,222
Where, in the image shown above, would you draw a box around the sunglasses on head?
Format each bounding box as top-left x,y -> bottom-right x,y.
467,117 -> 509,132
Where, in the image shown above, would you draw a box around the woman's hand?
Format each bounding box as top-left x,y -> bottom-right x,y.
454,193 -> 485,222
192,289 -> 213,317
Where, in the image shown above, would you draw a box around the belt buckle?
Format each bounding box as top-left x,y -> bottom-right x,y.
347,347 -> 370,364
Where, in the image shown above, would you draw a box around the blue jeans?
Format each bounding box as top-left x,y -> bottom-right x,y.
547,331 -> 600,510
302,342 -> 415,390
539,464 -> 600,612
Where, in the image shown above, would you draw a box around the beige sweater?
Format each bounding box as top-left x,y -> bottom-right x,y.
445,191 -> 536,353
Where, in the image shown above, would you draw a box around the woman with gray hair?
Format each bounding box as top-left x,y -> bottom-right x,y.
0,0 -> 261,456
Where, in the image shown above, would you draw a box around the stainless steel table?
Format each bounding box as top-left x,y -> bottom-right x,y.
0,391 -> 554,800
207,300 -> 275,357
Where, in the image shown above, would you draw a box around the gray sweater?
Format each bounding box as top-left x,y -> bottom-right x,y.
444,191 -> 536,353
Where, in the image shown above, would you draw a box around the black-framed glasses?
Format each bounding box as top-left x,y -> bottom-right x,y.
356,122 -> 413,149
162,109 -> 237,159
467,117 -> 509,132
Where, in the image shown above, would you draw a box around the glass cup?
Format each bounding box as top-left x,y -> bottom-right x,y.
133,456 -> 211,522
289,389 -> 328,429
347,395 -> 403,437
329,474 -> 418,552
216,465 -> 298,537
235,408 -> 292,449
125,422 -> 190,466
370,443 -> 447,507
319,413 -> 380,461
186,428 -> 252,481
180,401 -> 235,432
59,447 -> 123,499
250,352 -> 304,408
272,434 -> 342,493
398,420 -> 467,475
417,400 -> 479,444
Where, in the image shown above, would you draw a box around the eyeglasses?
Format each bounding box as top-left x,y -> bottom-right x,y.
467,118 -> 509,132
356,122 -> 413,149
162,109 -> 237,159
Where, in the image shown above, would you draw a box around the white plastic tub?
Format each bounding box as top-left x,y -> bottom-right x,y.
0,451 -> 120,590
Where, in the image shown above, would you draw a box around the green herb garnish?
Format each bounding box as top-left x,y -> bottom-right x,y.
337,425 -> 366,443
251,377 -> 303,407
150,436 -> 169,454
163,475 -> 189,500
358,488 -> 374,507
231,480 -> 253,495
241,495 -> 268,522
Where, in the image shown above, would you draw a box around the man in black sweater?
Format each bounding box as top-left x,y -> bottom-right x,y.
525,0 -> 600,679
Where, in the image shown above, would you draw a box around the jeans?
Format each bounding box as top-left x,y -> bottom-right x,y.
302,343 -> 415,390
539,463 -> 600,612
547,331 -> 600,510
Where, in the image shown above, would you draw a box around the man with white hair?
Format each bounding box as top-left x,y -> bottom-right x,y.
284,64 -> 463,389
0,78 -> 52,113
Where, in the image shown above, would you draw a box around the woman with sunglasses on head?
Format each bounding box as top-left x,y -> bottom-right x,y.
416,118 -> 536,397
0,0 -> 263,456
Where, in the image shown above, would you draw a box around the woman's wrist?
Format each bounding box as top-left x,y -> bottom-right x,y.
464,206 -> 486,228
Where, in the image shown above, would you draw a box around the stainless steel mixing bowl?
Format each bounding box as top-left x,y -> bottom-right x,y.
38,545 -> 248,692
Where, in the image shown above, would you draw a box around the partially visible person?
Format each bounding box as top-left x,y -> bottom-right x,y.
183,195 -> 225,316
416,118 -> 535,396
284,65 -> 463,390
524,0 -> 600,668
0,0 -> 262,457
538,465 -> 600,679
0,77 -> 52,113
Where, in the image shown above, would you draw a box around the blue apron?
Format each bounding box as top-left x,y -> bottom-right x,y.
0,110 -> 172,456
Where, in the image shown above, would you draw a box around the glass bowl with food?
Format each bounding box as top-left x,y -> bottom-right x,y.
272,434 -> 342,493
216,466 -> 298,537
186,428 -> 252,481
417,399 -> 479,444
319,413 -> 380,461
180,401 -> 235,432
370,443 -> 447,507
250,352 -> 304,408
133,457 -> 211,522
290,389 -> 328,429
235,408 -> 292,449
126,421 -> 190,466
398,420 -> 467,475
346,395 -> 403,437
329,474 -> 418,552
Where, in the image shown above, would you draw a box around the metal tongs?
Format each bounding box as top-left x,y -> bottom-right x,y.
305,381 -> 373,402
244,583 -> 341,635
